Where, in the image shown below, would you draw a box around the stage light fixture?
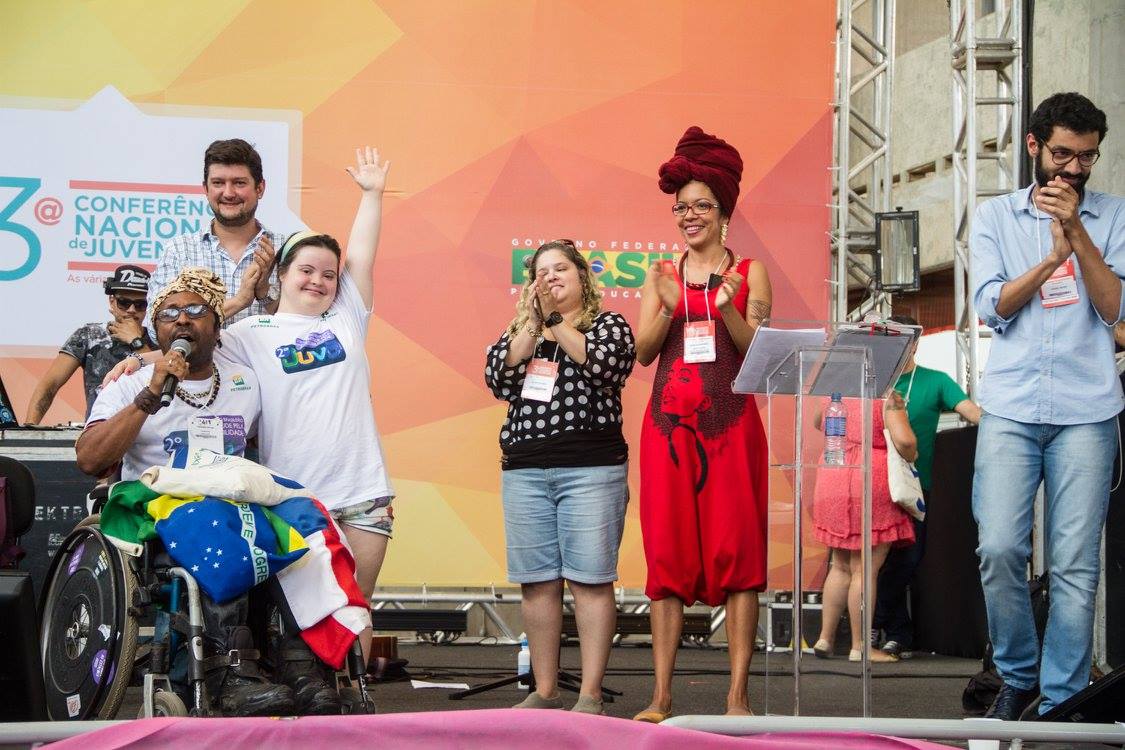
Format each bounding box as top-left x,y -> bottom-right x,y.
874,209 -> 920,292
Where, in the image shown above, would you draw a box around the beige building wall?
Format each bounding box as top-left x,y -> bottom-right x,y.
885,0 -> 1125,274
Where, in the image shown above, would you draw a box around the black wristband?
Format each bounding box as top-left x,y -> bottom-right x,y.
133,388 -> 162,415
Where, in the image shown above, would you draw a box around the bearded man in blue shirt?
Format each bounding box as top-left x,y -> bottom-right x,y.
971,92 -> 1125,719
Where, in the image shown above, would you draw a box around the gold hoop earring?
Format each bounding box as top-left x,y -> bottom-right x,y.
720,223 -> 729,244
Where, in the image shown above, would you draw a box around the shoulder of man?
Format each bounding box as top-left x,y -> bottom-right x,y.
1085,189 -> 1125,219
86,366 -> 150,425
215,349 -> 259,391
64,322 -> 111,350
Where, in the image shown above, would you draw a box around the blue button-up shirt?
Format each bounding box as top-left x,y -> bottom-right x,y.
971,184 -> 1125,425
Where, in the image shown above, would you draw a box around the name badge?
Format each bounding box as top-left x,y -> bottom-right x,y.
683,320 -> 717,363
1039,258 -> 1080,308
520,358 -> 559,402
188,415 -> 225,465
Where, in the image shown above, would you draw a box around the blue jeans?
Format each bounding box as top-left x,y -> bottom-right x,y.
874,511 -> 927,646
501,464 -> 629,585
972,413 -> 1116,712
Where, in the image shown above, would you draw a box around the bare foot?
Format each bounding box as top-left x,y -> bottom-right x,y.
725,704 -> 754,716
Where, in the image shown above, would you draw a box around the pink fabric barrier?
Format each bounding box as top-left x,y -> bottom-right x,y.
47,710 -> 956,749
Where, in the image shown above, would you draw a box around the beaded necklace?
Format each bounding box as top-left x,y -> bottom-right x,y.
176,365 -> 220,409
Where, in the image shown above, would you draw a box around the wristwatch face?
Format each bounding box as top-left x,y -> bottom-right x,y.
130,337 -> 144,350
545,311 -> 563,327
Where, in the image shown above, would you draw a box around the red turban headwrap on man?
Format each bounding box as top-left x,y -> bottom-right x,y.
657,126 -> 744,216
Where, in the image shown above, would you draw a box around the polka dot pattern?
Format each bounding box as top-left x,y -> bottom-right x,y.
485,311 -> 635,447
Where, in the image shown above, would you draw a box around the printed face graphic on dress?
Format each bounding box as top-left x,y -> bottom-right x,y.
274,329 -> 347,374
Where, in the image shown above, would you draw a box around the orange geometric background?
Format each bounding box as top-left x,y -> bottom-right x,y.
0,1 -> 835,587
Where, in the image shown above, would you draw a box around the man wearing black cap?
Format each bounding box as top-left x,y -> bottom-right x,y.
25,264 -> 156,423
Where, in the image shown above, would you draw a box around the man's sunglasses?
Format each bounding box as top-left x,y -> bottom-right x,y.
154,303 -> 211,322
113,296 -> 148,311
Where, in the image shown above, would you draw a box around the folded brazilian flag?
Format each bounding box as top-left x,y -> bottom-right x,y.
100,481 -> 309,603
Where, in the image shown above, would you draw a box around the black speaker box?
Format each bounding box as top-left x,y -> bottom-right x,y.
0,571 -> 48,720
1034,664 -> 1125,723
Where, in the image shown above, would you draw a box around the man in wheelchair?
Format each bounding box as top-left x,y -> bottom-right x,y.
74,268 -> 343,717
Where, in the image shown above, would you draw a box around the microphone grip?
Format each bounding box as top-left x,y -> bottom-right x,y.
159,372 -> 179,407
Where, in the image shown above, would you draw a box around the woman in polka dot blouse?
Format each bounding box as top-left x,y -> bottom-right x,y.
484,239 -> 636,715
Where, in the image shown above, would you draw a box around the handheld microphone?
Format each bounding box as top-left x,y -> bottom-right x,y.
159,338 -> 193,407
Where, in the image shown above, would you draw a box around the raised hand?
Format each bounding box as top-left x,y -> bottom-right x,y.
1046,219 -> 1073,266
534,277 -> 559,318
716,269 -> 744,311
1035,177 -> 1080,226
148,349 -> 188,397
345,146 -> 390,194
238,260 -> 263,305
107,318 -> 143,345
252,235 -> 275,300
650,261 -> 682,316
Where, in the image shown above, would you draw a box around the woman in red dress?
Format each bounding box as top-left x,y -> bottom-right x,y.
812,392 -> 917,661
633,127 -> 772,721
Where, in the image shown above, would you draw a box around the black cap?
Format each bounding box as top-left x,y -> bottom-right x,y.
103,264 -> 151,294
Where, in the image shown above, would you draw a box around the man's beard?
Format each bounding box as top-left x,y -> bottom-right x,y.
1035,156 -> 1088,199
211,201 -> 256,228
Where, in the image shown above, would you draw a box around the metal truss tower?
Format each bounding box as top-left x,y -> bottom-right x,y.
831,0 -> 896,322
950,0 -> 1023,396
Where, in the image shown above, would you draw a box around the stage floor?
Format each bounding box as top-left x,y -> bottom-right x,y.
76,643 -> 1113,749
122,641 -> 982,720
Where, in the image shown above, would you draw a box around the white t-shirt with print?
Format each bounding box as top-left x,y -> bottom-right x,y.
223,271 -> 394,510
86,349 -> 261,481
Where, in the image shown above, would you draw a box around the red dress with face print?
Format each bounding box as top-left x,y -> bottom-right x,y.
639,257 -> 769,606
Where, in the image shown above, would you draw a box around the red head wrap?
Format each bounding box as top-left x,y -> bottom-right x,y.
657,126 -> 744,216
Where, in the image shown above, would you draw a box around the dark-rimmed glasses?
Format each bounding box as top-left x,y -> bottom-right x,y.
672,199 -> 720,217
113,296 -> 148,311
155,303 -> 210,322
1041,142 -> 1100,168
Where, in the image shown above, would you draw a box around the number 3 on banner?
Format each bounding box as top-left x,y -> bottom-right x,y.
0,176 -> 42,282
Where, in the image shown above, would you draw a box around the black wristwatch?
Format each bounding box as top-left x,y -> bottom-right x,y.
544,311 -> 564,328
130,337 -> 145,351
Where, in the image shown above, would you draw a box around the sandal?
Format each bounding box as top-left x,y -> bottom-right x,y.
632,708 -> 671,723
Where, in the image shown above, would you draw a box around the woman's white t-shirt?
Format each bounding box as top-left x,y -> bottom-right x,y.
223,271 -> 394,510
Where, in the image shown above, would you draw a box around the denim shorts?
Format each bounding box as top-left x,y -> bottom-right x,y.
330,495 -> 394,538
501,463 -> 629,585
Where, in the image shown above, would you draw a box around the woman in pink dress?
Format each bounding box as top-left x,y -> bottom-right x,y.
812,391 -> 917,662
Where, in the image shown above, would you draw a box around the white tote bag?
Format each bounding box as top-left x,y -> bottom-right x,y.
884,367 -> 924,521
883,428 -> 925,521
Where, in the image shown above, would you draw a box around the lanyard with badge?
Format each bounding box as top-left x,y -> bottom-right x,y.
520,339 -> 561,402
680,252 -> 730,364
181,368 -> 225,465
1032,197 -> 1080,308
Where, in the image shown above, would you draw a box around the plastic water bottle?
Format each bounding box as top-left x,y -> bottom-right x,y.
824,392 -> 846,465
516,633 -> 531,691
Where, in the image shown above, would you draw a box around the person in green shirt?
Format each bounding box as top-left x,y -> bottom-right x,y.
874,315 -> 981,657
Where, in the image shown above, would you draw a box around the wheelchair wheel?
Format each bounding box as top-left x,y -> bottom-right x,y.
40,525 -> 139,720
138,689 -> 188,718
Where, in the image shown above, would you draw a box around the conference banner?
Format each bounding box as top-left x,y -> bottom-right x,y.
1,1 -> 836,589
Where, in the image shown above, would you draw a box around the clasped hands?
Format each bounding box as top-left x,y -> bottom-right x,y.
649,259 -> 744,315
1034,177 -> 1081,266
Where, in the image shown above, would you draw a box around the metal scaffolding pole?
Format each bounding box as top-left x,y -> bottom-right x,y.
831,0 -> 896,322
950,0 -> 1023,396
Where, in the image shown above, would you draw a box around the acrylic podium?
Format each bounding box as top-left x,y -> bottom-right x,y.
733,320 -> 918,717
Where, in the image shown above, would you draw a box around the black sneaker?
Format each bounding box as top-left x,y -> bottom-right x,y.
882,640 -> 914,659
984,683 -> 1038,721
